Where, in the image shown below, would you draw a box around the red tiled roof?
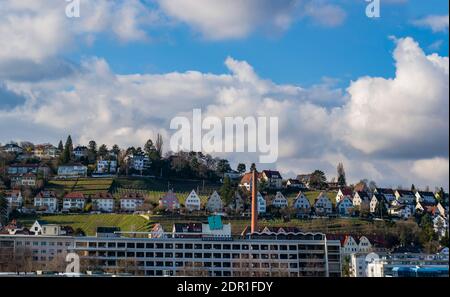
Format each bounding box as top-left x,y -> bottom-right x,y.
121,192 -> 144,200
64,192 -> 85,199
91,192 -> 113,199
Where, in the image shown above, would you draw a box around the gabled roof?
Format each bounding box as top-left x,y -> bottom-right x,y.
372,193 -> 385,202
91,192 -> 113,199
262,170 -> 282,179
287,179 -> 301,184
416,191 -> 435,197
35,191 -> 57,199
356,191 -> 370,200
64,192 -> 85,199
339,187 -> 353,196
240,172 -> 262,184
121,192 -> 144,200
375,188 -> 395,195
396,189 -> 415,196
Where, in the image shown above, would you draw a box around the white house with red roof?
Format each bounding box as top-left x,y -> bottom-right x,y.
34,191 -> 58,213
91,192 -> 115,213
63,192 -> 86,211
121,193 -> 145,211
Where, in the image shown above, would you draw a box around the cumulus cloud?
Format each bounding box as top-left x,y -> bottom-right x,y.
412,15 -> 449,33
333,37 -> 449,159
0,0 -> 158,63
0,34 -> 448,189
156,0 -> 345,40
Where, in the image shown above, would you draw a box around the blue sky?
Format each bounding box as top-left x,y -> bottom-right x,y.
69,0 -> 449,86
0,0 -> 449,189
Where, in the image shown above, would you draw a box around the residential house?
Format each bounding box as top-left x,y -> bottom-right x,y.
239,172 -> 261,191
7,163 -> 50,176
57,165 -> 88,178
228,192 -> 245,213
73,146 -> 88,159
314,192 -> 333,216
337,197 -> 354,216
340,235 -> 373,257
286,179 -> 307,190
358,236 -> 373,254
271,192 -> 288,208
433,215 -> 448,238
296,174 -> 312,189
292,192 -> 311,215
353,191 -> 371,212
394,189 -> 416,205
436,203 -> 448,218
96,160 -> 117,174
206,191 -> 223,213
34,191 -> 58,213
260,170 -> 283,189
415,191 -> 437,205
374,188 -> 396,204
341,235 -> 360,255
10,173 -> 37,187
1,143 -> 23,154
223,170 -> 242,181
62,192 -> 86,211
370,193 -> 389,214
388,205 -> 412,219
121,193 -> 145,212
30,220 -> 64,236
158,190 -> 180,211
91,192 -> 115,213
185,190 -> 201,211
257,192 -> 267,214
336,188 -> 353,204
415,202 -> 437,216
4,190 -> 23,209
33,144 -> 59,159
127,154 -> 151,171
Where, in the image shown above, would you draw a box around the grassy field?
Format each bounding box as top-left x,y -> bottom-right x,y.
286,190 -> 337,206
19,214 -> 150,236
17,212 -> 385,237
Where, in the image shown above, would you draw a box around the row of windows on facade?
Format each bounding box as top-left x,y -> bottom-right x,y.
76,242 -> 331,251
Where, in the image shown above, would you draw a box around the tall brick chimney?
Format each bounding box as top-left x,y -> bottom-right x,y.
251,169 -> 258,233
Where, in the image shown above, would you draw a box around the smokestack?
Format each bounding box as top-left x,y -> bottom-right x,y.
251,169 -> 258,233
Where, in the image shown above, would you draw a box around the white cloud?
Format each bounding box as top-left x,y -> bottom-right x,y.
334,37 -> 449,159
0,0 -> 157,63
0,37 -> 448,190
156,0 -> 345,40
412,158 -> 449,187
413,15 -> 449,33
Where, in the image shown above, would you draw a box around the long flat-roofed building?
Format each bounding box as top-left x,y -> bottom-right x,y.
0,226 -> 341,277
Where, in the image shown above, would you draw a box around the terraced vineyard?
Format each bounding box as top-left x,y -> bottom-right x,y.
20,214 -> 150,236
46,178 -> 114,196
